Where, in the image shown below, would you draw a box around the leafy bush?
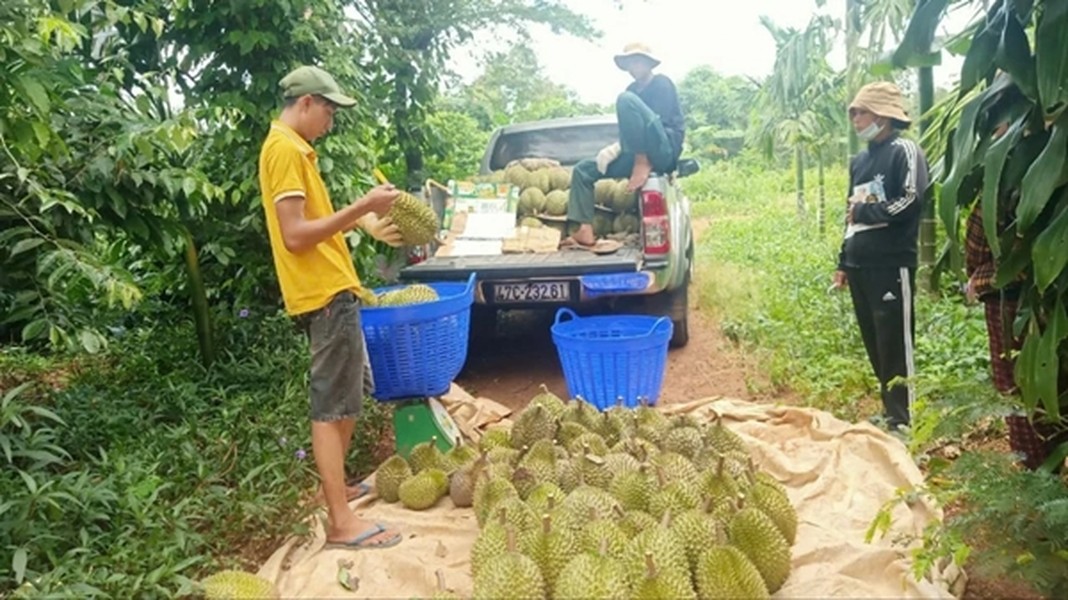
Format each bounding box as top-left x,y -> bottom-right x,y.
0,304 -> 390,597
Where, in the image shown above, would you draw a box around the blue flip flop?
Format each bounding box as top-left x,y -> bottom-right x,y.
325,523 -> 402,550
347,481 -> 372,501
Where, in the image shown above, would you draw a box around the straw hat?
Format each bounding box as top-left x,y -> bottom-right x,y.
614,42 -> 661,70
849,81 -> 910,124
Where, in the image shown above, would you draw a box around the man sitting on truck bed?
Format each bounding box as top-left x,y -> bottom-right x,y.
563,42 -> 686,248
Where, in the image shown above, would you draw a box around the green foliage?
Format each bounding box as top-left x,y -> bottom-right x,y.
355,0 -> 600,187
424,110 -> 491,182
894,0 -> 1068,424
0,307 -> 390,597
874,454 -> 1068,599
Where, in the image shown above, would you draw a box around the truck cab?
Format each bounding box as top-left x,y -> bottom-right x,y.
399,114 -> 699,348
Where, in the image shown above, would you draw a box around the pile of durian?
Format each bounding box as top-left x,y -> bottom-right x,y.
374,387 -> 797,599
476,158 -> 641,240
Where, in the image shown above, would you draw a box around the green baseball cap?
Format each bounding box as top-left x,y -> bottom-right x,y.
279,65 -> 357,108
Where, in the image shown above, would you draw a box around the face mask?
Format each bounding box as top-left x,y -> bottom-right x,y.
857,121 -> 883,141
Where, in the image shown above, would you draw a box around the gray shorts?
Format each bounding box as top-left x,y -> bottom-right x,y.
295,291 -> 375,422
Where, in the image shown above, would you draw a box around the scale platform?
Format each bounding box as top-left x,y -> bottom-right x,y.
390,396 -> 463,458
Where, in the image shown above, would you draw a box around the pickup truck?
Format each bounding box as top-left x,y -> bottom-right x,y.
398,114 -> 699,348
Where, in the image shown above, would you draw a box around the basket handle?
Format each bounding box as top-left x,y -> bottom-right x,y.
463,272 -> 477,295
649,316 -> 671,337
554,308 -> 579,326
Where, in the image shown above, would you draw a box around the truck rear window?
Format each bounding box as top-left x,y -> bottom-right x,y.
488,123 -> 619,171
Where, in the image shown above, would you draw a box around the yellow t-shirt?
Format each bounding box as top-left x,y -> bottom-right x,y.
258,121 -> 361,316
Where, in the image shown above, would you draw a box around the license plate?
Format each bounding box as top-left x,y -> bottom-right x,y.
493,281 -> 570,303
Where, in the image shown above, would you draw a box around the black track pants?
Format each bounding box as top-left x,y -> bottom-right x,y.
846,266 -> 916,428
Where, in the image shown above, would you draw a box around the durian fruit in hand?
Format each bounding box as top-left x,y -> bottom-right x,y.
386,191 -> 439,245
200,570 -> 280,600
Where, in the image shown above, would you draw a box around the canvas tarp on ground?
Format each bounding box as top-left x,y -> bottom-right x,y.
257,385 -> 965,599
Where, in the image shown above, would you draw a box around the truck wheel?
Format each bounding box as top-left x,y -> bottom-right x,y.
667,279 -> 689,349
470,305 -> 497,347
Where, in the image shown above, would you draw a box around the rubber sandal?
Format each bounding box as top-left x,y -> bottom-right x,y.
324,523 -> 402,550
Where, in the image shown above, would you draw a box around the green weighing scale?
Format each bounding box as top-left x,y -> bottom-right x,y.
390,395 -> 465,459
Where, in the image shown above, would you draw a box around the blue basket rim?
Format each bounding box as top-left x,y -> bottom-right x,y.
551,308 -> 671,339
361,273 -> 475,311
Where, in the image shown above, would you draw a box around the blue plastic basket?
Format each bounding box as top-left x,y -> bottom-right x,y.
360,273 -> 476,401
551,308 -> 672,410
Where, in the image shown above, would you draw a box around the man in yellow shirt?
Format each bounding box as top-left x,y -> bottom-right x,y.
259,65 -> 403,549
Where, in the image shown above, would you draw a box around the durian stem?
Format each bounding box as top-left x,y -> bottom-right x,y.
435,569 -> 447,592
644,551 -> 657,578
541,514 -> 551,535
506,527 -> 518,553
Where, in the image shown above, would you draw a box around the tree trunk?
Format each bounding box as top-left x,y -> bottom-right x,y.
818,147 -> 826,235
795,145 -> 806,220
917,65 -> 937,291
845,0 -> 861,158
183,228 -> 215,367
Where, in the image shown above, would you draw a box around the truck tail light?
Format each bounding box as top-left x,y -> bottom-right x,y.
641,189 -> 670,255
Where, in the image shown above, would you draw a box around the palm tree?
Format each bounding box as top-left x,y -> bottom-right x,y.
751,14 -> 846,229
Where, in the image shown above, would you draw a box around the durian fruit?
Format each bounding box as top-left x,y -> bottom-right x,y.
593,212 -> 614,238
529,384 -> 567,420
670,505 -> 725,572
613,506 -> 659,538
200,570 -> 280,600
612,213 -> 640,235
518,188 -> 547,216
408,437 -> 447,473
470,508 -> 509,577
519,216 -> 543,228
629,551 -> 696,600
660,426 -> 704,460
520,513 -> 578,597
565,432 -> 608,456
472,474 -> 520,527
526,485 -> 564,516
505,164 -> 532,188
728,504 -> 792,593
375,454 -> 413,503
594,179 -> 616,207
648,475 -> 700,521
746,471 -> 798,545
544,190 -> 569,216
608,465 -> 653,512
449,454 -> 487,508
472,528 -> 546,600
510,404 -> 557,450
554,539 -> 629,599
479,426 -> 512,451
376,284 -> 440,307
556,421 -> 590,448
577,517 -> 629,558
603,451 -> 641,477
610,182 -> 638,214
386,191 -> 439,245
548,166 -> 572,192
694,545 -> 770,600
704,411 -> 749,455
531,169 -> 552,194
398,468 -> 448,510
649,452 -> 701,492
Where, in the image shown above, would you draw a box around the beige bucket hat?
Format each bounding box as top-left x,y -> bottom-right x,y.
614,42 -> 661,70
849,81 -> 910,123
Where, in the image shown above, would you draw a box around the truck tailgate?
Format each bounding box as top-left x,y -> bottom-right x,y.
399,248 -> 643,281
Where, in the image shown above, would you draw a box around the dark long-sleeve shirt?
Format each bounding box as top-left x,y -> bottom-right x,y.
627,74 -> 685,158
838,132 -> 929,269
